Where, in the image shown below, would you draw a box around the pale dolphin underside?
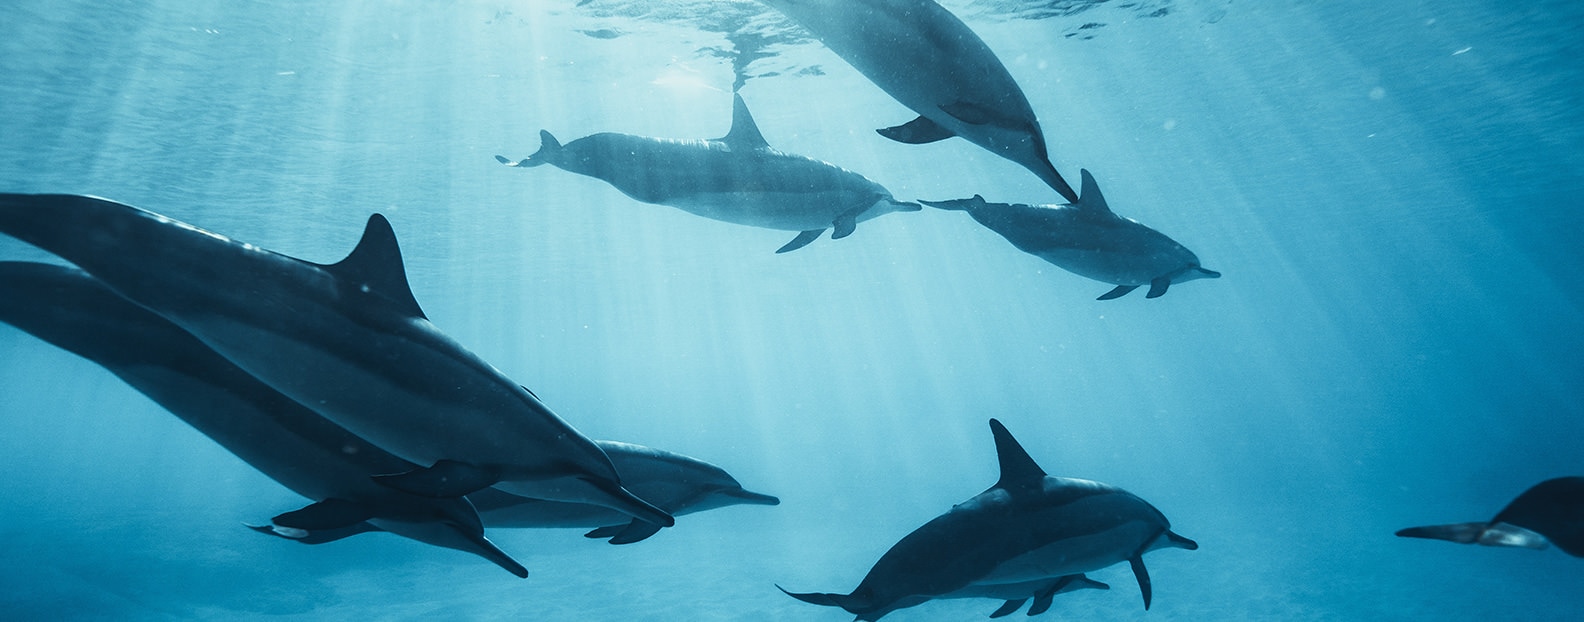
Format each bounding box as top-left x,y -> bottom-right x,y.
497,94 -> 918,253
922,169 -> 1219,300
0,260 -> 528,577
778,419 -> 1197,620
1397,477 -> 1584,557
757,0 -> 1080,203
0,193 -> 673,530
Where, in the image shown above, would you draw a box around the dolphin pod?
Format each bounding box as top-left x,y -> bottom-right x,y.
922,170 -> 1220,299
0,261 -> 778,566
0,193 -> 673,530
779,419 -> 1197,619
1397,477 -> 1584,558
756,0 -> 1081,203
496,94 -> 919,253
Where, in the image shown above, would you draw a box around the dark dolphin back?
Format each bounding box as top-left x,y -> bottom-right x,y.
1494,477 -> 1584,557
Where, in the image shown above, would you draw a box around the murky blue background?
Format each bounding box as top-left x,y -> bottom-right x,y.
1,1 -> 1580,619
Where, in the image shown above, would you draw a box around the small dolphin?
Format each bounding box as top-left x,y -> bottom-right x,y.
0,261 -> 527,577
779,419 -> 1197,620
900,574 -> 1110,619
472,440 -> 780,544
496,94 -> 919,253
0,193 -> 673,530
921,169 -> 1219,300
757,0 -> 1080,203
1397,477 -> 1584,557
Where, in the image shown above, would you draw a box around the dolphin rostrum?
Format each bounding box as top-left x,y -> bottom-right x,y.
496,94 -> 919,253
757,0 -> 1080,203
921,169 -> 1219,300
0,261 -> 528,577
472,440 -> 780,544
779,419 -> 1197,620
1397,477 -> 1584,557
0,193 -> 673,530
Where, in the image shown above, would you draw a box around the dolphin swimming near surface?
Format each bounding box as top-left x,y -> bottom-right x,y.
921,169 -> 1219,300
779,419 -> 1197,620
0,193 -> 674,530
0,261 -> 529,577
1397,477 -> 1584,557
495,94 -> 919,253
756,0 -> 1081,203
472,440 -> 780,544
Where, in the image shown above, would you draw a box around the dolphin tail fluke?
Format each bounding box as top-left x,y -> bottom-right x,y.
918,195 -> 987,212
494,130 -> 563,167
876,115 -> 954,144
1097,284 -> 1138,300
776,229 -> 825,253
988,599 -> 1025,618
372,460 -> 501,497
584,518 -> 665,545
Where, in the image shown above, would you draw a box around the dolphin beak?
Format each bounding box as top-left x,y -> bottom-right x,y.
726,489 -> 781,506
1195,267 -> 1221,279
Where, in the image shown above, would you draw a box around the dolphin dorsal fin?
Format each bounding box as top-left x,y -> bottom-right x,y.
719,94 -> 770,150
326,214 -> 427,319
1077,169 -> 1113,214
989,419 -> 1048,489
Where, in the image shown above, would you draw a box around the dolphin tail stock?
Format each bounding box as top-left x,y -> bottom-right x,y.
918,195 -> 987,212
494,130 -> 563,168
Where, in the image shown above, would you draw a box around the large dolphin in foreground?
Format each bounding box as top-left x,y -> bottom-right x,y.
496,94 -> 919,253
1397,477 -> 1584,558
0,193 -> 673,530
921,169 -> 1219,300
779,419 -> 1197,620
757,0 -> 1080,203
0,261 -> 528,577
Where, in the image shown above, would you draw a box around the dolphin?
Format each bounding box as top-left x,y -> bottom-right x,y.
921,169 -> 1219,300
495,94 -> 919,253
0,193 -> 673,530
1397,477 -> 1584,557
472,440 -> 780,544
779,419 -> 1196,620
756,0 -> 1080,203
0,261 -> 528,577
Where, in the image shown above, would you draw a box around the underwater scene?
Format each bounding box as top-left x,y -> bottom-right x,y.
1,0 -> 1580,619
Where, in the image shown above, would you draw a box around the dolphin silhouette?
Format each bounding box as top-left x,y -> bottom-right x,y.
0,261 -> 529,577
1397,477 -> 1584,557
757,0 -> 1080,203
472,440 -> 779,544
922,169 -> 1219,300
779,419 -> 1197,619
0,193 -> 673,530
496,94 -> 919,253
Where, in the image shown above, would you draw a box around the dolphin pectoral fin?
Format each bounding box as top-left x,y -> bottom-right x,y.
1146,277 -> 1171,298
1027,575 -> 1077,615
585,518 -> 665,545
831,206 -> 866,240
988,599 -> 1025,618
372,460 -> 501,498
272,499 -> 376,531
1097,284 -> 1139,300
1129,555 -> 1153,610
776,229 -> 825,253
247,521 -> 383,544
876,115 -> 955,144
448,523 -> 530,578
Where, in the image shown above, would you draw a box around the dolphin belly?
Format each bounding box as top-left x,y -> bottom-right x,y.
980,520 -> 1162,583
666,192 -> 885,231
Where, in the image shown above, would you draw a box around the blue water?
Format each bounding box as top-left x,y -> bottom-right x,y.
1,0 -> 1580,619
